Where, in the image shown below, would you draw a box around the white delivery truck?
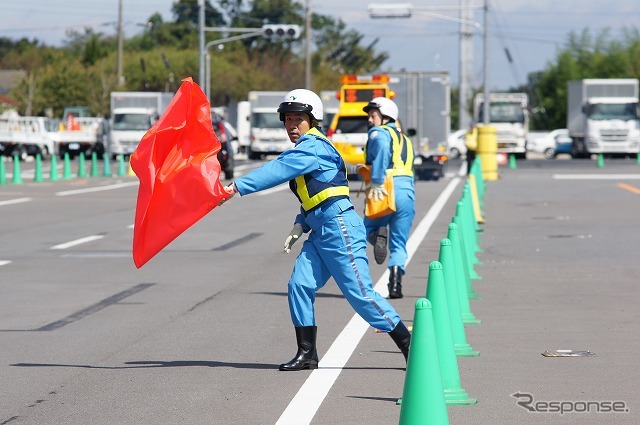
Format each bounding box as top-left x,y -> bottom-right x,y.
0,115 -> 56,160
567,79 -> 640,157
50,115 -> 108,159
247,91 -> 289,160
473,92 -> 529,159
108,91 -> 174,159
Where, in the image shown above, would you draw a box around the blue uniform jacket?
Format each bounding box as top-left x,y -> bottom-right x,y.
234,128 -> 354,232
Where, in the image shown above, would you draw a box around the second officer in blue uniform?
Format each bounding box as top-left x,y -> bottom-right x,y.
361,97 -> 416,299
219,89 -> 412,371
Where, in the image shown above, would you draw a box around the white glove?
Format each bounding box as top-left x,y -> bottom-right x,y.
367,183 -> 388,201
218,183 -> 237,206
284,223 -> 304,254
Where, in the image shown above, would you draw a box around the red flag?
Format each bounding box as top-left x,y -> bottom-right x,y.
130,77 -> 226,268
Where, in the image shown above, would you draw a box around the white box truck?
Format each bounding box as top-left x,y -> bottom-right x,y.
247,91 -> 289,160
388,72 -> 450,180
567,79 -> 640,157
108,91 -> 174,159
473,92 -> 529,159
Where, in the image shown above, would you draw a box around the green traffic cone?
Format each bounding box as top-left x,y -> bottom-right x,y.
439,238 -> 479,357
452,214 -> 482,300
472,158 -> 485,201
426,261 -> 477,404
62,153 -> 72,179
0,158 -> 6,186
453,204 -> 483,281
90,152 -> 99,177
117,154 -> 126,176
508,153 -> 517,169
12,155 -> 23,184
597,153 -> 604,168
103,155 -> 112,177
34,154 -> 43,182
77,152 -> 87,178
398,298 -> 450,425
447,223 -> 481,324
50,154 -> 59,181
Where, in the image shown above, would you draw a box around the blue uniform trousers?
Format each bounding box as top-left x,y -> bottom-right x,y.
288,204 -> 400,332
364,176 -> 416,271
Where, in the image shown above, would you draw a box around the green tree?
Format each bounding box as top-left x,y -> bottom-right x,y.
534,27 -> 640,130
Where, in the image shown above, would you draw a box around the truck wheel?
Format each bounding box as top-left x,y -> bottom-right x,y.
248,148 -> 261,160
94,143 -> 105,160
39,146 -> 51,160
13,145 -> 27,161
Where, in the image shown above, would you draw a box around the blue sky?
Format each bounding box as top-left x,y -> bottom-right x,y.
2,0 -> 638,91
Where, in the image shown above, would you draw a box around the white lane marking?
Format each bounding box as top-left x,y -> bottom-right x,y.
276,175 -> 463,425
50,235 -> 105,250
0,260 -> 11,267
0,197 -> 32,207
56,181 -> 139,196
553,174 -> 640,180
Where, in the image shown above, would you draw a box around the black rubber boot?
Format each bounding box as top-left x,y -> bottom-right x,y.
388,321 -> 411,362
388,266 -> 404,299
368,227 -> 388,265
279,326 -> 319,371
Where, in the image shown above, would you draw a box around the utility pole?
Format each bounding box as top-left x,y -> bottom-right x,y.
458,0 -> 473,129
198,0 -> 205,88
305,0 -> 312,89
117,0 -> 124,87
482,0 -> 490,125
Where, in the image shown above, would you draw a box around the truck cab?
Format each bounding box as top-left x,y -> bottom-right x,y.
108,91 -> 174,159
247,91 -> 290,160
474,93 -> 529,159
108,107 -> 158,159
575,98 -> 639,156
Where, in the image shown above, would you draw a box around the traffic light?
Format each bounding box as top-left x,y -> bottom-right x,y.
261,24 -> 301,41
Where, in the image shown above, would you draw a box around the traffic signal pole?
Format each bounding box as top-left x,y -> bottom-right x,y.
198,20 -> 301,101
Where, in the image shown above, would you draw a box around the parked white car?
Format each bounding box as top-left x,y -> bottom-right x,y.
447,129 -> 468,159
527,129 -> 570,159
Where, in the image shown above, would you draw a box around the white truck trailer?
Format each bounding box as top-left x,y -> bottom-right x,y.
246,91 -> 289,160
473,92 -> 529,159
108,91 -> 174,158
388,72 -> 450,180
567,79 -> 640,157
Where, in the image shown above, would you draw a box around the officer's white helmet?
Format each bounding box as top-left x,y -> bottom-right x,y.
278,89 -> 324,122
363,97 -> 399,122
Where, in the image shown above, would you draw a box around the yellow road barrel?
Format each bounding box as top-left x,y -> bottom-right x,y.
477,126 -> 498,181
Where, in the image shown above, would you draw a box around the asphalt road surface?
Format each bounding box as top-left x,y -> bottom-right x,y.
1,155 -> 639,424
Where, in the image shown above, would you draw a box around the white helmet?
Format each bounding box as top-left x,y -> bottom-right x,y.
278,89 -> 324,122
363,97 -> 398,122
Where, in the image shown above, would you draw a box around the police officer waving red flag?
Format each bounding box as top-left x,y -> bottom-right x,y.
218,89 -> 412,370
